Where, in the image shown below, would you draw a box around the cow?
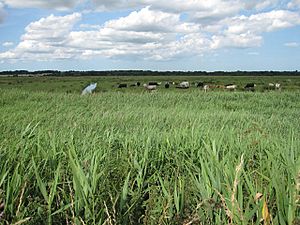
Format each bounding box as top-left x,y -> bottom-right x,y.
136,82 -> 141,86
143,84 -> 157,91
267,82 -> 280,90
149,82 -> 159,86
203,84 -> 209,92
118,83 -> 127,88
177,81 -> 189,89
196,82 -> 204,88
225,84 -> 237,91
165,83 -> 170,88
244,83 -> 256,91
130,84 -> 137,87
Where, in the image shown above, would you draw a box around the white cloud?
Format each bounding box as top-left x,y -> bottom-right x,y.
2,41 -> 14,47
91,0 -> 143,11
0,13 -> 81,60
208,10 -> 300,48
66,7 -> 204,59
0,2 -> 5,23
284,42 -> 299,47
2,0 -> 83,10
247,51 -> 260,55
1,6 -> 300,62
288,0 -> 300,9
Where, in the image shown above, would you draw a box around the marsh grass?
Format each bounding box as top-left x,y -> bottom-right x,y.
0,88 -> 299,224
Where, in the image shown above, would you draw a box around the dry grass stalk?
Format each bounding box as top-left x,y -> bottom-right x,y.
16,181 -> 27,216
12,217 -> 31,225
68,182 -> 75,224
215,189 -> 233,224
103,201 -> 113,225
230,154 -> 244,222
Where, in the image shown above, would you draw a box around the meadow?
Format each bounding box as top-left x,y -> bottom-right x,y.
0,76 -> 299,224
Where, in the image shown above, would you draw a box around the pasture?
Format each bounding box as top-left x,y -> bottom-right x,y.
0,75 -> 299,224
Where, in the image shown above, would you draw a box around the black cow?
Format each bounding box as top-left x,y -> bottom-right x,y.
149,82 -> 158,86
136,82 -> 141,86
244,83 -> 256,91
196,82 -> 204,87
118,83 -> 127,88
165,83 -> 170,88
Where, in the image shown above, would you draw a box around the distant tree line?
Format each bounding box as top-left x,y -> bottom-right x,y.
0,70 -> 299,76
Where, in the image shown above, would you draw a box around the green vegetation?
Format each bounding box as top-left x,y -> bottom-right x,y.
0,76 -> 299,224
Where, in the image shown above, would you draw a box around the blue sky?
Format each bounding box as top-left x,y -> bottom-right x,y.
0,0 -> 299,71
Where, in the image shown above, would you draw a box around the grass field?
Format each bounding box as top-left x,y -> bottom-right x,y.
0,76 -> 300,224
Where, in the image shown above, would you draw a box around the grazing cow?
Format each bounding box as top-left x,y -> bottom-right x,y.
149,82 -> 159,86
118,83 -> 127,88
177,81 -> 189,89
196,82 -> 204,88
225,84 -> 237,91
165,83 -> 170,88
244,83 -> 256,91
143,84 -> 157,91
267,82 -> 280,90
203,84 -> 209,92
136,82 -> 141,86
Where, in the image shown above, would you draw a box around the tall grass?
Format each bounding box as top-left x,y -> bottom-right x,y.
0,89 -> 299,224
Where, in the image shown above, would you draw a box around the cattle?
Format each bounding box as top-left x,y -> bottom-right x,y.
136,82 -> 141,86
196,82 -> 204,88
176,81 -> 189,89
244,83 -> 256,91
118,83 -> 127,88
165,83 -> 170,88
149,82 -> 159,86
143,84 -> 157,91
225,84 -> 237,91
267,82 -> 280,91
203,84 -> 210,92
130,84 -> 137,87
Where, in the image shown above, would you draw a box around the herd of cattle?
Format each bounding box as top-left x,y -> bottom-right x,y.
115,81 -> 281,92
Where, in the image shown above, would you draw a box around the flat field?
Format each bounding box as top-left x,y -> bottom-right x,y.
0,76 -> 299,224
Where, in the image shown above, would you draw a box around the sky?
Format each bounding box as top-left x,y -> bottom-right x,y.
0,0 -> 299,71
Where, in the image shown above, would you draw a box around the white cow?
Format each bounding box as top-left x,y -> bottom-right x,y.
225,84 -> 237,91
143,84 -> 157,91
179,81 -> 189,88
203,85 -> 210,92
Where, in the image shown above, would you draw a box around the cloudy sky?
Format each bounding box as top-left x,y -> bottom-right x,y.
0,0 -> 299,71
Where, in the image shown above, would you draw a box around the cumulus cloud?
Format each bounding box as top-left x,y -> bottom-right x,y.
288,0 -> 300,9
0,2 -> 5,23
2,42 -> 14,47
91,0 -> 143,11
2,0 -> 83,10
0,13 -> 81,60
1,5 -> 300,62
209,10 -> 300,48
284,42 -> 299,47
